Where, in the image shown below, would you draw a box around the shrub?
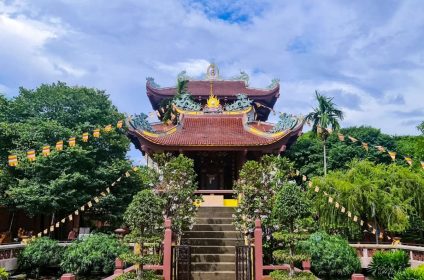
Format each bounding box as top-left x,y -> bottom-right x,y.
394,264 -> 424,280
368,250 -> 409,280
300,232 -> 360,278
270,270 -> 316,280
0,267 -> 9,280
18,237 -> 64,277
61,233 -> 129,275
115,271 -> 161,280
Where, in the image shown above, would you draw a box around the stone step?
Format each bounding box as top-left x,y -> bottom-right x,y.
196,211 -> 234,218
185,238 -> 240,246
184,231 -> 240,238
191,254 -> 235,263
192,262 -> 235,272
190,246 -> 236,254
192,224 -> 236,231
191,271 -> 235,280
196,218 -> 233,224
197,207 -> 235,214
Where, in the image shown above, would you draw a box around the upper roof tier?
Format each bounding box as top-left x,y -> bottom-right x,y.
145,65 -> 281,121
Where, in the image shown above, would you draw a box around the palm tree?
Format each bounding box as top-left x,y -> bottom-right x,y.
306,91 -> 344,176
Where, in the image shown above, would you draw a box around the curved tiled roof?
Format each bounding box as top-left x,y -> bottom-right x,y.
147,80 -> 279,97
129,114 -> 303,150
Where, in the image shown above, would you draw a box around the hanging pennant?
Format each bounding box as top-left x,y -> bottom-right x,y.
111,182 -> 116,187
353,216 -> 358,222
314,186 -> 320,192
125,171 -> 131,177
106,187 -> 110,193
348,136 -> 358,143
323,191 -> 328,196
337,133 -> 345,141
74,210 -> 79,215
325,127 -> 333,134
50,226 -> 54,231
42,145 -> 51,157
94,197 -> 100,203
335,202 -> 340,208
368,223 -> 373,229
117,177 -> 122,182
360,220 -> 364,226
347,211 -> 352,218
308,181 -> 313,188
37,233 -> 42,237
362,142 -> 369,151
87,201 -> 93,208
404,157 -> 412,166
27,150 -> 36,161
379,232 -> 383,239
316,125 -> 323,134
132,166 -> 139,171
56,140 -> 64,151
8,155 -> 18,167
104,124 -> 112,132
341,207 -> 346,213
302,175 -> 307,182
388,151 -> 396,161
421,161 -> 424,170
93,129 -> 100,138
372,229 -> 376,234
328,197 -> 334,203
100,192 -> 107,197
68,137 -> 76,147
117,120 -> 123,128
375,145 -> 386,153
61,218 -> 65,223
68,214 -> 73,221
43,229 -> 48,234
80,205 -> 85,211
55,222 -> 60,228
82,132 -> 89,142
295,170 -> 300,176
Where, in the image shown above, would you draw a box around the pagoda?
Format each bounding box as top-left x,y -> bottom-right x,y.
128,64 -> 304,205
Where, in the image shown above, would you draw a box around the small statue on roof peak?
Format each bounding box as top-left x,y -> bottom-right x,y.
206,63 -> 219,80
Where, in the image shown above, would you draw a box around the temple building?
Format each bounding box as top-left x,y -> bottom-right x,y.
128,64 -> 304,205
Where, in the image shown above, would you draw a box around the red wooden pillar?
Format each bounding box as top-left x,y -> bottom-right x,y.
254,219 -> 263,280
163,218 -> 172,280
352,274 -> 365,280
60,274 -> 75,280
114,258 -> 124,275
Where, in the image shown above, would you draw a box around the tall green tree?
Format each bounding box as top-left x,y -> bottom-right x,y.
0,82 -> 142,231
305,91 -> 344,176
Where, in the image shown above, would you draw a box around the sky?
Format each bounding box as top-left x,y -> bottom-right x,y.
0,0 -> 423,143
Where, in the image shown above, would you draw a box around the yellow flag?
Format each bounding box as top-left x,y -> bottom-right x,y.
42,145 -> 50,157
341,207 -> 346,213
308,181 -> 313,188
375,145 -> 386,152
337,133 -> 345,141
82,132 -> 89,142
347,211 -> 352,218
353,216 -> 358,222
94,197 -> 100,203
68,137 -> 76,147
362,142 -> 369,151
27,150 -> 36,161
404,157 -> 412,166
314,186 -> 320,192
125,171 -> 131,177
56,140 -> 64,151
132,166 -> 139,171
295,170 -> 300,176
335,202 -> 340,208
328,197 -> 333,203
117,120 -> 123,128
388,151 -> 396,161
326,127 -> 333,134
348,136 -> 358,143
104,124 -> 112,132
100,192 -> 106,197
93,129 -> 100,138
8,155 -> 18,167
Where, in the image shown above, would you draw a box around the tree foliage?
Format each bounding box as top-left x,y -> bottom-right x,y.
0,82 -> 141,227
310,160 -> 424,238
368,250 -> 410,280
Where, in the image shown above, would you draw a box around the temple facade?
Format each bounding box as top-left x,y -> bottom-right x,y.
128,64 -> 304,204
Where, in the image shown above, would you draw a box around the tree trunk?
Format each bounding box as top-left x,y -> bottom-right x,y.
323,139 -> 327,176
8,211 -> 15,232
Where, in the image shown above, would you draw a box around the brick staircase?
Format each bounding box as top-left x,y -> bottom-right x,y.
182,207 -> 241,280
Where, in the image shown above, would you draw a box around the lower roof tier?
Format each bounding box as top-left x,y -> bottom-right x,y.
128,113 -> 304,153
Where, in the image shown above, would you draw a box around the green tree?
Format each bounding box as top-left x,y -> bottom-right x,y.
310,160 -> 424,241
305,91 -> 344,176
272,182 -> 310,276
154,154 -> 198,240
418,121 -> 424,134
0,82 -> 141,231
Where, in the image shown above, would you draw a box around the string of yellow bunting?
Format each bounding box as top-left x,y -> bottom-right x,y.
317,126 -> 423,169
294,169 -> 390,240
35,166 -> 138,238
7,120 -> 124,167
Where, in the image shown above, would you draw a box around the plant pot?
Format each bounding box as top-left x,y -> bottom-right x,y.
302,260 -> 311,271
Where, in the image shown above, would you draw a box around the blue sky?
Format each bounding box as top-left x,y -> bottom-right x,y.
0,0 -> 423,140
